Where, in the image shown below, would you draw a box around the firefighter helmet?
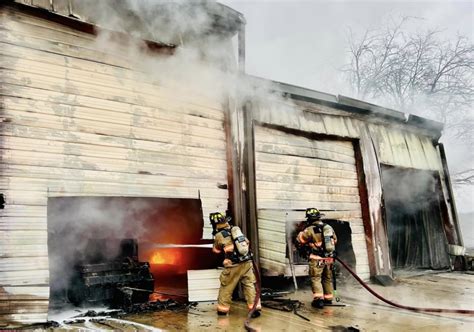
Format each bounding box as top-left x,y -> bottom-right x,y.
209,212 -> 226,225
305,208 -> 323,220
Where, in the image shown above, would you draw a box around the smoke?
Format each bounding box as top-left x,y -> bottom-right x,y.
381,167 -> 439,213
47,197 -> 153,293
69,0 -> 230,99
47,197 -> 204,295
70,0 -> 296,110
380,167 -> 454,269
78,0 -> 298,239
73,0 -> 226,45
43,1 -> 300,297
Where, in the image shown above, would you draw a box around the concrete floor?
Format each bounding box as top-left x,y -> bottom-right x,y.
46,271 -> 474,331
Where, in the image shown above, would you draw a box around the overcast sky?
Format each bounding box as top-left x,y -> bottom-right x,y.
222,0 -> 473,97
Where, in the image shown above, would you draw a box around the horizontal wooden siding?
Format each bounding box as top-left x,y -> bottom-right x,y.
0,7 -> 229,326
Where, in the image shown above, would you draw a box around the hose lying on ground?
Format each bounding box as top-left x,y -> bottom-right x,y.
244,258 -> 262,332
244,255 -> 472,331
335,257 -> 474,315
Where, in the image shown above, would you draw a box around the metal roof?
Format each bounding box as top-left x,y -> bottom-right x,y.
248,75 -> 444,135
8,0 -> 245,44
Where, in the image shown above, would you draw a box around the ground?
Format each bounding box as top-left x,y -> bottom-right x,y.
44,271 -> 473,331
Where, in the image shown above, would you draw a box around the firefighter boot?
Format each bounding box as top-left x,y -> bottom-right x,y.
311,298 -> 324,309
251,309 -> 261,318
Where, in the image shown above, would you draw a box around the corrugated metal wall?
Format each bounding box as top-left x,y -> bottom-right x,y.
253,100 -> 448,279
257,104 -> 443,172
257,209 -> 287,272
0,7 -> 229,326
254,126 -> 369,278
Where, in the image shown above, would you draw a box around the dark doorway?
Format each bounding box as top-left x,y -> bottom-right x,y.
381,166 -> 450,270
289,219 -> 356,279
47,197 -> 219,309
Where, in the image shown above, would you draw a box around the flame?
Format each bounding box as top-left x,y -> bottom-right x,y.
149,249 -> 181,265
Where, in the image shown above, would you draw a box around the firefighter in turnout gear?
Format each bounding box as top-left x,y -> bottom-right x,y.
296,208 -> 338,309
210,212 -> 261,317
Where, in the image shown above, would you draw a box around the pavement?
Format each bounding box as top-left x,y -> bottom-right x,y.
44,271 -> 474,331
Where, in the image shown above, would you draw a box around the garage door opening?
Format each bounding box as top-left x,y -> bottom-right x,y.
381,166 -> 450,271
254,126 -> 370,278
289,218 -> 357,277
47,197 -> 219,313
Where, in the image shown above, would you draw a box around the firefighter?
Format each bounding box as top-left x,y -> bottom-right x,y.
210,212 -> 261,317
296,208 -> 337,309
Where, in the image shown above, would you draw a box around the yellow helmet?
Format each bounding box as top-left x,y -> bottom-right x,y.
209,212 -> 226,224
305,208 -> 323,220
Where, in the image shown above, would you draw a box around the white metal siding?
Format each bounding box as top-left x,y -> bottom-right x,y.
257,103 -> 443,173
0,8 -> 229,326
255,126 -> 370,278
187,269 -> 221,302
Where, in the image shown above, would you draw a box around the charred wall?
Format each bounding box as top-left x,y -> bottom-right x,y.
0,5 -> 229,327
381,166 -> 451,270
249,89 -> 457,280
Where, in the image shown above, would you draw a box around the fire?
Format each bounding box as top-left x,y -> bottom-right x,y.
149,249 -> 181,265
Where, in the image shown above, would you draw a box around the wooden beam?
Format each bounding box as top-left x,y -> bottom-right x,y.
257,122 -> 353,143
225,96 -> 245,234
243,102 -> 260,267
438,143 -> 463,246
223,99 -> 235,224
358,126 -> 392,277
353,139 -> 376,277
238,24 -> 245,72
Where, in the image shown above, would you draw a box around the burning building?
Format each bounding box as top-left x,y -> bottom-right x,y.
0,0 -> 465,328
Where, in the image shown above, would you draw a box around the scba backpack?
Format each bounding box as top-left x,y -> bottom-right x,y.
314,223 -> 336,257
221,226 -> 251,262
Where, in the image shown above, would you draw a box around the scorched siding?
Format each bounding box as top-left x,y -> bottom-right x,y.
0,6 -> 229,326
257,100 -> 444,172
252,94 -> 451,279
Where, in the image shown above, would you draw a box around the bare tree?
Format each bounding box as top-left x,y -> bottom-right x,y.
343,18 -> 474,184
452,170 -> 474,185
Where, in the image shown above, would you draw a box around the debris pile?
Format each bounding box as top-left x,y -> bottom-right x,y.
45,298 -> 195,329
124,298 -> 197,314
260,288 -> 309,321
67,239 -> 154,307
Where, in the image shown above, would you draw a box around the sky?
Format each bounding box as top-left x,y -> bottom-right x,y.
222,0 -> 473,96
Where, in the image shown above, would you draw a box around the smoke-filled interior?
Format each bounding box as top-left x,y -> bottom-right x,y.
47,197 -> 219,309
381,166 -> 450,270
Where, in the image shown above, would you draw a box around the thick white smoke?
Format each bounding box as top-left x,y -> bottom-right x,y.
46,0 -> 298,300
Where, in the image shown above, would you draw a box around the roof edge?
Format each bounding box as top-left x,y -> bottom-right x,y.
247,75 -> 444,136
2,0 -> 176,52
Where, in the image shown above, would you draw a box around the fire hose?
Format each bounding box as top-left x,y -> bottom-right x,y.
244,256 -> 473,331
244,258 -> 262,332
335,257 -> 474,315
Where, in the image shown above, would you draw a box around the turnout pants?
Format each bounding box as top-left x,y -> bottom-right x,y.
217,260 -> 261,313
309,259 -> 334,300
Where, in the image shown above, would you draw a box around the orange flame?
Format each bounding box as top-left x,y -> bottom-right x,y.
149,250 -> 181,265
